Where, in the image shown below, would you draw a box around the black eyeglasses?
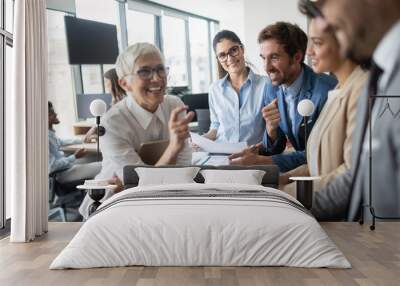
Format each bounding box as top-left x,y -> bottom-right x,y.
134,65 -> 169,80
216,45 -> 242,62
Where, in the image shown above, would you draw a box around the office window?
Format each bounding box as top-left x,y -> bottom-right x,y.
162,15 -> 188,87
1,0 -> 14,230
126,9 -> 155,45
5,0 -> 13,33
5,44 -> 12,220
209,21 -> 219,82
189,18 -> 210,93
82,65 -> 103,94
74,0 -> 122,111
75,0 -> 122,50
47,9 -> 76,138
121,1 -> 219,91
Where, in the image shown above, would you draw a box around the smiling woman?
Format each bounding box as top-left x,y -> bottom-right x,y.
201,30 -> 269,147
78,42 -> 195,219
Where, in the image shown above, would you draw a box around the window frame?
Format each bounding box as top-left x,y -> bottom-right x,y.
47,0 -> 220,122
122,0 -> 219,92
1,0 -> 13,232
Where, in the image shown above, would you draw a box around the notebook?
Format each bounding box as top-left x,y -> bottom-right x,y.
138,139 -> 169,165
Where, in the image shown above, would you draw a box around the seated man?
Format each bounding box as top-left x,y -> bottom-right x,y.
79,42 -> 194,219
230,22 -> 337,172
48,101 -> 101,184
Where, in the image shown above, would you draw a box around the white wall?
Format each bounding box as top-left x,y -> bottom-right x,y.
243,0 -> 308,74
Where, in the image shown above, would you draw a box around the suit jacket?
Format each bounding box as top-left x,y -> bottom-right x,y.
312,27 -> 400,220
261,64 -> 337,172
285,67 -> 368,191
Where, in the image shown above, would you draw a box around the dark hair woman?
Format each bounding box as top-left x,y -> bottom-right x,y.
203,30 -> 269,146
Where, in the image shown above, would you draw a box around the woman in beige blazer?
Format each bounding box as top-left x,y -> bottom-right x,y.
279,15 -> 368,193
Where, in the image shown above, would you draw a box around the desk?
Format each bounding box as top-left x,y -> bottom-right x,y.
61,142 -> 97,153
192,151 -> 229,166
73,120 -> 95,135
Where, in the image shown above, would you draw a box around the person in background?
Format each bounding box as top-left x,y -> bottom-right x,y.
278,0 -> 368,195
230,22 -> 337,172
79,42 -> 194,219
202,30 -> 268,146
83,68 -> 126,143
305,0 -> 400,221
48,101 -> 101,184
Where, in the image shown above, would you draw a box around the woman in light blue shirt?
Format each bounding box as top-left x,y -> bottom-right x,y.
203,30 -> 269,146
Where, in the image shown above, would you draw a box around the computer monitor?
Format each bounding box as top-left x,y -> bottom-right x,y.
64,16 -> 119,64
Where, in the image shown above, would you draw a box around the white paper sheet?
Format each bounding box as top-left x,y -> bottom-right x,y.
190,132 -> 247,154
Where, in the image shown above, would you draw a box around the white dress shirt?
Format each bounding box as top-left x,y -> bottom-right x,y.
95,93 -> 192,180
79,94 -> 192,219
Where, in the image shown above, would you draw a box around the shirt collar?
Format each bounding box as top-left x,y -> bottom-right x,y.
373,20 -> 400,77
282,67 -> 304,97
126,93 -> 166,130
218,67 -> 254,88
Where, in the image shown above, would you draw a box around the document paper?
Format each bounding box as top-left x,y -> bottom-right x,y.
190,132 -> 247,154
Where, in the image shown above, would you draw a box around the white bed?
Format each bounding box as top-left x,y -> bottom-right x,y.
50,183 -> 350,269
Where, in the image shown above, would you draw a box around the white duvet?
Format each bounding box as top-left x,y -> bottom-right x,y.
50,183 -> 350,269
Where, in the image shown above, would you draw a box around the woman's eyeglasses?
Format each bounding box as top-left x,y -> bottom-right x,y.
134,65 -> 169,80
216,45 -> 242,62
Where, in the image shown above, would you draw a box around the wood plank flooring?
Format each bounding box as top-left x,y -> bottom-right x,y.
0,222 -> 399,286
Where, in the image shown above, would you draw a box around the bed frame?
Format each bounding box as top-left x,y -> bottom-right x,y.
123,165 -> 280,189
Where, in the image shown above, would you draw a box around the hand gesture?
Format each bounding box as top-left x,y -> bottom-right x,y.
228,143 -> 263,165
109,175 -> 124,194
168,106 -> 195,153
74,148 -> 87,159
262,99 -> 280,140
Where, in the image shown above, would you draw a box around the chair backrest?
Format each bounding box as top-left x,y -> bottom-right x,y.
195,109 -> 210,134
181,93 -> 209,122
123,165 -> 280,189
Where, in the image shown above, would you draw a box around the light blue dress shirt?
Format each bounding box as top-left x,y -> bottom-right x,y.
282,68 -> 304,136
48,129 -> 82,174
208,69 -> 269,145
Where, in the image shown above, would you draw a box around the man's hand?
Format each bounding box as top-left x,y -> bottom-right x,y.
262,98 -> 280,141
74,148 -> 87,159
228,143 -> 266,165
168,106 -> 195,153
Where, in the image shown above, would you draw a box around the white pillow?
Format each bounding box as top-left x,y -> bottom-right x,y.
200,169 -> 266,185
135,167 -> 201,186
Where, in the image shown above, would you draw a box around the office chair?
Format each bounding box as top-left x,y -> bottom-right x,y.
48,171 -> 86,222
181,93 -> 209,122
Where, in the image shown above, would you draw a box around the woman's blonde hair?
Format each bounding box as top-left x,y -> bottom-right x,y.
115,42 -> 165,80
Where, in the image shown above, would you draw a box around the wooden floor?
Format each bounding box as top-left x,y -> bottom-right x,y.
0,222 -> 399,286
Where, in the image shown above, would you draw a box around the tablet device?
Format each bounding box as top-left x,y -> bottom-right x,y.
138,139 -> 169,165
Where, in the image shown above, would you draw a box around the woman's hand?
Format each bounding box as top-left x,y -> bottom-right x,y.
83,126 -> 97,143
168,106 -> 195,153
109,175 -> 123,194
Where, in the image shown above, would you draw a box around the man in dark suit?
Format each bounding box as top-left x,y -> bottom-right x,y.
309,0 -> 400,221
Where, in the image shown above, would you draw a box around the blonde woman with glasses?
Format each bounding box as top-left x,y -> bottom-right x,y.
202,30 -> 269,146
79,43 -> 194,219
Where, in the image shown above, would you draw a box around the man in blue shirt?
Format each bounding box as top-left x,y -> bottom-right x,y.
230,22 -> 337,172
48,101 -> 101,184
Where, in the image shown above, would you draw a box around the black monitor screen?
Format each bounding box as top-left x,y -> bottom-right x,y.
64,16 -> 119,64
